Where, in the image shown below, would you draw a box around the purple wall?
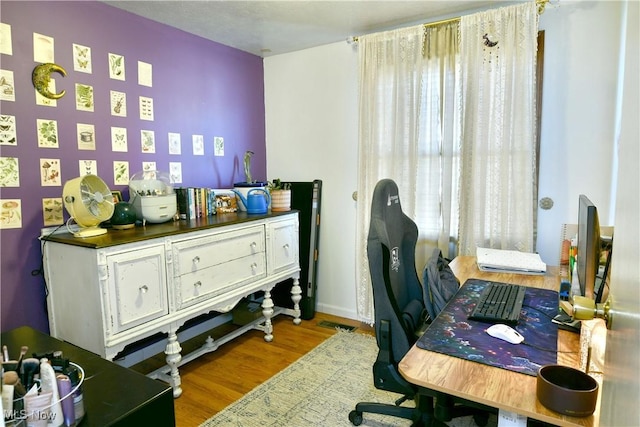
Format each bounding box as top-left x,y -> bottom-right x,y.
0,1 -> 266,333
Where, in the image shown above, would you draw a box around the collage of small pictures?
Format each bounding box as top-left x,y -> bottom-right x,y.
0,23 -> 226,230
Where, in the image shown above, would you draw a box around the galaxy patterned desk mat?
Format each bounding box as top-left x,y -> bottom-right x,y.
417,279 -> 559,376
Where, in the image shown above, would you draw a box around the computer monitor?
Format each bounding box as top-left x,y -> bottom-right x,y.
577,195 -> 600,300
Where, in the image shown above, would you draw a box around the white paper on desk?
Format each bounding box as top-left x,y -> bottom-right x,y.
498,409 -> 527,427
476,247 -> 546,275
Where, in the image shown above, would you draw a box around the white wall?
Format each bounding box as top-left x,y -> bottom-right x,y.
264,1 -> 629,321
264,42 -> 360,319
536,0 -> 623,263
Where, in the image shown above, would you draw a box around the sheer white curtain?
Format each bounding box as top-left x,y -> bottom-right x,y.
458,2 -> 539,255
355,23 -> 460,324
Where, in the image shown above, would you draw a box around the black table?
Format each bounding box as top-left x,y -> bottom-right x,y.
1,326 -> 175,426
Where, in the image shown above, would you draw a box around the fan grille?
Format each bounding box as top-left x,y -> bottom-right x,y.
63,175 -> 115,228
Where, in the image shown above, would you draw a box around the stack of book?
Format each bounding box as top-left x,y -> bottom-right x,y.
174,187 -> 217,220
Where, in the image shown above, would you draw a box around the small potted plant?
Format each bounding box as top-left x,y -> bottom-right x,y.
268,179 -> 291,211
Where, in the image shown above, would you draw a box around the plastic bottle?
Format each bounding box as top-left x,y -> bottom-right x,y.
40,358 -> 64,426
56,374 -> 75,426
65,364 -> 85,423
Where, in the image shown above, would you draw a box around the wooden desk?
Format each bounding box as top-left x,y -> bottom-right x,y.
399,256 -> 599,427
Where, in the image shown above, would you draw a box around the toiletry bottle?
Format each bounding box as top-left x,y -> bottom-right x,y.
24,391 -> 52,427
40,358 -> 64,427
56,374 -> 75,426
65,365 -> 84,423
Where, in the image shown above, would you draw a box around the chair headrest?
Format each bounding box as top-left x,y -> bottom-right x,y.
369,179 -> 405,247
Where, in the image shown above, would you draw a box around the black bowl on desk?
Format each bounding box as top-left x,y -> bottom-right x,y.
536,364 -> 598,417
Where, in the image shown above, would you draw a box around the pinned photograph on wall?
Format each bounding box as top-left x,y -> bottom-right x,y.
169,162 -> 182,184
42,197 -> 63,226
169,132 -> 181,155
77,123 -> 96,150
0,157 -> 19,187
113,161 -> 130,185
214,136 -> 224,156
79,159 -> 97,176
111,126 -> 128,152
37,119 -> 59,148
40,158 -> 61,186
33,33 -> 54,63
108,53 -> 125,80
143,161 -> 156,172
138,61 -> 152,87
141,129 -> 155,153
0,199 -> 22,229
110,90 -> 127,117
0,115 -> 17,146
73,43 -> 92,73
0,69 -> 15,102
139,96 -> 154,121
192,134 -> 204,156
35,79 -> 58,107
75,83 -> 94,112
0,23 -> 12,55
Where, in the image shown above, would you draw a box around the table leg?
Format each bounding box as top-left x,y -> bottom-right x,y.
290,277 -> 302,325
262,290 -> 274,342
164,330 -> 183,398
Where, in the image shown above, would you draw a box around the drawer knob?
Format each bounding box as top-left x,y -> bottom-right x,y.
139,285 -> 149,293
194,281 -> 202,288
193,256 -> 200,264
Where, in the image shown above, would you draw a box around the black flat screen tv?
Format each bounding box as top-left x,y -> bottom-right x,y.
577,195 -> 600,300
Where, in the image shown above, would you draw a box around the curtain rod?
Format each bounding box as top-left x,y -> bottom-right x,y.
348,0 -> 549,44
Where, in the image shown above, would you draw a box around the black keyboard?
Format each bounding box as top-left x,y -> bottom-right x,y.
468,282 -> 526,326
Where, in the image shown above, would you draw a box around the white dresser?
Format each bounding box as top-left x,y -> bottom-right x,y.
42,212 -> 300,397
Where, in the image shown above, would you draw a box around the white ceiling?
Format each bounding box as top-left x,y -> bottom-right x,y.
103,1 -> 508,57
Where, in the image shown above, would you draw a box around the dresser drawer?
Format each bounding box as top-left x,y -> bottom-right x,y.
172,226 -> 265,276
175,253 -> 266,308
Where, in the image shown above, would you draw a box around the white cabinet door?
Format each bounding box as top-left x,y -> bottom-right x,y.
106,246 -> 169,334
269,218 -> 299,274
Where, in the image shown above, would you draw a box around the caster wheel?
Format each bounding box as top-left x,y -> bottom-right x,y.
349,410 -> 363,426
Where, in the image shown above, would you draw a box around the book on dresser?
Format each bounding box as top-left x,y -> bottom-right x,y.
175,187 -> 218,219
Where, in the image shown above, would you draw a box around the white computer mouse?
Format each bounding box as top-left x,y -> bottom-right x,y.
485,324 -> 524,344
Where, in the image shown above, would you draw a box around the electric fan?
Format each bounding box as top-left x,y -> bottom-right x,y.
62,174 -> 115,238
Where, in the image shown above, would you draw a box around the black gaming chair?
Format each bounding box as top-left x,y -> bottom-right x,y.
349,179 -> 492,427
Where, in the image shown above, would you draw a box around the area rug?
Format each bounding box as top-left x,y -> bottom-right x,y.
200,330 -> 491,427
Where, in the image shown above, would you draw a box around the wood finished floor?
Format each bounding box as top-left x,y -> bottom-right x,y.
132,312 -> 373,427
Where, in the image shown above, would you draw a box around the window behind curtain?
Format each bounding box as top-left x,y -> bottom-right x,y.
355,22 -> 461,324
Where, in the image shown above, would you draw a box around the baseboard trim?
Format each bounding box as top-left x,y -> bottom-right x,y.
316,303 -> 357,321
